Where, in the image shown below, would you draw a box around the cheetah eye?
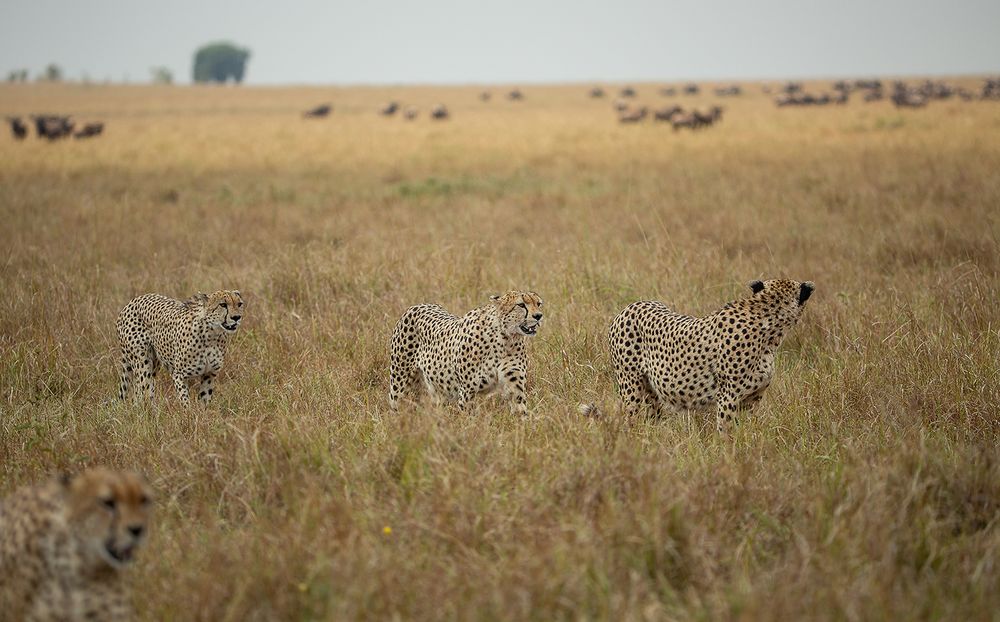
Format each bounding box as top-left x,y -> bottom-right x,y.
237,301 -> 243,308
101,497 -> 116,510
517,302 -> 527,309
220,302 -> 228,309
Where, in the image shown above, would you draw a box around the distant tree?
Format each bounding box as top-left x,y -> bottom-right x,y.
7,69 -> 29,82
151,66 -> 174,85
42,63 -> 63,81
192,42 -> 250,84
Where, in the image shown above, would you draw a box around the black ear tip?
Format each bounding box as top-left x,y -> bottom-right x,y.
749,280 -> 765,294
799,281 -> 815,304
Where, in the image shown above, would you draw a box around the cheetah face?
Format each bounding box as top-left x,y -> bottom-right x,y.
748,279 -> 814,322
64,468 -> 152,570
491,291 -> 544,336
206,290 -> 244,333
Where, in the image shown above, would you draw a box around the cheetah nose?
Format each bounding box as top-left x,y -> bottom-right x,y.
127,525 -> 144,538
532,313 -> 543,320
231,315 -> 241,321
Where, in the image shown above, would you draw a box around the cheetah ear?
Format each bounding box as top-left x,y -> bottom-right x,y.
191,292 -> 209,304
798,281 -> 814,305
748,280 -> 765,294
490,294 -> 500,303
233,290 -> 241,298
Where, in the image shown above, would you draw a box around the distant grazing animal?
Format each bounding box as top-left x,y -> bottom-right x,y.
618,106 -> 648,123
671,112 -> 697,131
0,468 -> 152,621
479,91 -> 492,101
589,87 -> 605,98
620,86 -> 636,98
7,116 -> 27,139
683,83 -> 700,95
714,84 -> 741,96
580,279 -> 814,434
430,104 -> 449,120
507,89 -> 524,101
659,86 -> 678,97
116,290 -> 244,405
653,105 -> 682,121
74,122 -> 104,139
389,291 -> 544,414
303,104 -> 332,118
33,115 -> 74,140
612,98 -> 629,113
403,106 -> 418,120
693,106 -> 723,127
380,101 -> 400,116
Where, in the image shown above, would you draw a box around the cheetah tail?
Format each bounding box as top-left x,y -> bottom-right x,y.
578,403 -> 604,418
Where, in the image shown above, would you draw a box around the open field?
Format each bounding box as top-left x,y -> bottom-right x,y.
1,80 -> 999,620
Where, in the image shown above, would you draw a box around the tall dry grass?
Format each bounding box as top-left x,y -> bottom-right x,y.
1,81 -> 998,621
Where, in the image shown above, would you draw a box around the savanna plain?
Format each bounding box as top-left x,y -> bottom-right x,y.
1,81 -> 999,621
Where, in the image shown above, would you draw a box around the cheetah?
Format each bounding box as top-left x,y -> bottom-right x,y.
582,279 -> 814,434
116,290 -> 244,404
0,468 -> 153,621
389,291 -> 544,414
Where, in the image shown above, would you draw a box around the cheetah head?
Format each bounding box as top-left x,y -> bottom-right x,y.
490,291 -> 544,336
191,290 -> 244,333
748,278 -> 814,323
63,468 -> 152,571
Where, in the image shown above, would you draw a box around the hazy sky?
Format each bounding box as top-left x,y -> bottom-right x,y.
2,0 -> 998,85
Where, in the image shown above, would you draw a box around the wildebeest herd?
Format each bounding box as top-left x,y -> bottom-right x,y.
773,77 -> 996,108
291,77 -> 1000,130
9,77 -> 997,143
7,115 -> 105,140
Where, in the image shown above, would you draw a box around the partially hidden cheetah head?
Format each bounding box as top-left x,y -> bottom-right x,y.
189,290 -> 244,333
63,467 -> 152,571
748,279 -> 814,323
490,291 -> 544,336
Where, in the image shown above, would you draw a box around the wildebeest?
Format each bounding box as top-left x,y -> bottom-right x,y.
403,106 -> 418,120
693,106 -> 723,127
589,87 -> 605,98
32,115 -> 74,140
303,104 -> 332,118
671,113 -> 697,131
430,104 -> 449,120
983,78 -> 1000,100
507,89 -> 524,101
653,105 -> 682,122
612,98 -> 629,113
620,86 -> 636,98
380,101 -> 400,116
74,122 -> 104,139
479,91 -> 492,101
618,106 -> 648,123
891,88 -> 927,108
7,117 -> 27,139
683,83 -> 700,95
659,86 -> 677,97
713,84 -> 741,97
863,88 -> 884,102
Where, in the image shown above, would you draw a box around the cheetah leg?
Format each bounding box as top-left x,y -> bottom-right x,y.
172,374 -> 191,404
716,388 -> 743,435
198,372 -> 217,404
389,361 -> 420,411
615,370 -> 656,418
118,355 -> 133,402
131,349 -> 159,404
500,366 -> 528,415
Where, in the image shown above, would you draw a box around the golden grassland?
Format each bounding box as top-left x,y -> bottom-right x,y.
1,80 -> 999,620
